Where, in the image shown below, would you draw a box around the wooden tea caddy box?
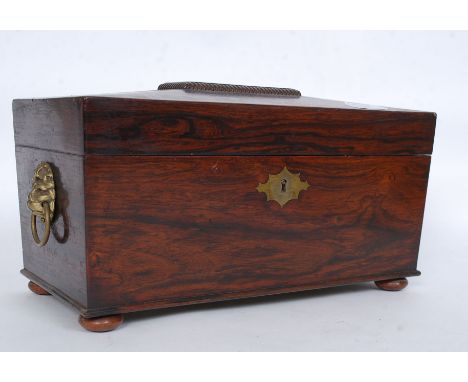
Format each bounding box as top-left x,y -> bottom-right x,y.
13,82 -> 436,332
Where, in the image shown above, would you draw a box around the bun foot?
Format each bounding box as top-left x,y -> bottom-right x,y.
79,314 -> 124,332
375,278 -> 408,291
28,281 -> 51,295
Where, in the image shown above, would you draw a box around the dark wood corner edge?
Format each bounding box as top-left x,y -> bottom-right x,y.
20,269 -> 87,314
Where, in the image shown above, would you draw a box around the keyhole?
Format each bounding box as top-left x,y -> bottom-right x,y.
281,179 -> 287,192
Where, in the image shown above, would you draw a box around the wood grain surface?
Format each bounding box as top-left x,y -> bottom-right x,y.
84,155 -> 430,313
83,97 -> 436,156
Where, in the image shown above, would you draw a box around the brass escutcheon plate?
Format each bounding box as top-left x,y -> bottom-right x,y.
257,166 -> 309,207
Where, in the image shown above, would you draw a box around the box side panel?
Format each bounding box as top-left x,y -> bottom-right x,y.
83,97 -> 435,156
13,98 -> 84,155
16,147 -> 87,307
85,155 -> 430,315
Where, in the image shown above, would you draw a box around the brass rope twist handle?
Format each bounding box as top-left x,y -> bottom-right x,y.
27,162 -> 55,247
158,82 -> 301,97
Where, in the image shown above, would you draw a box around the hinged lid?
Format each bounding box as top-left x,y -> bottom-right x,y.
13,82 -> 436,156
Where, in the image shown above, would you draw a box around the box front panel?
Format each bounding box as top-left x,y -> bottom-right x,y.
85,155 -> 430,313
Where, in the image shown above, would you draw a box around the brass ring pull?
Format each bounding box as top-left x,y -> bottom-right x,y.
27,162 -> 56,247
31,202 -> 51,247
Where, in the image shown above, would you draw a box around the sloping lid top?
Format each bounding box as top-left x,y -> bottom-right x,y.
97,81 -> 419,112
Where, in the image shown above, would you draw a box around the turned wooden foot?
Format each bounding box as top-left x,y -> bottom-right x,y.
375,278 -> 408,291
28,281 -> 51,295
79,314 -> 124,332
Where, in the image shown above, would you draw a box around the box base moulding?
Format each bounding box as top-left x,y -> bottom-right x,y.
22,268 -> 419,332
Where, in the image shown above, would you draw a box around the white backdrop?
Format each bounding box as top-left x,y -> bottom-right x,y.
0,31 -> 467,351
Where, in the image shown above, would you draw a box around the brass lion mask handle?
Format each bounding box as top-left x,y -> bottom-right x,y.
27,162 -> 55,247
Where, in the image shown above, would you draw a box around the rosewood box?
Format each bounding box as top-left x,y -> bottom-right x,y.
13,82 -> 436,332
